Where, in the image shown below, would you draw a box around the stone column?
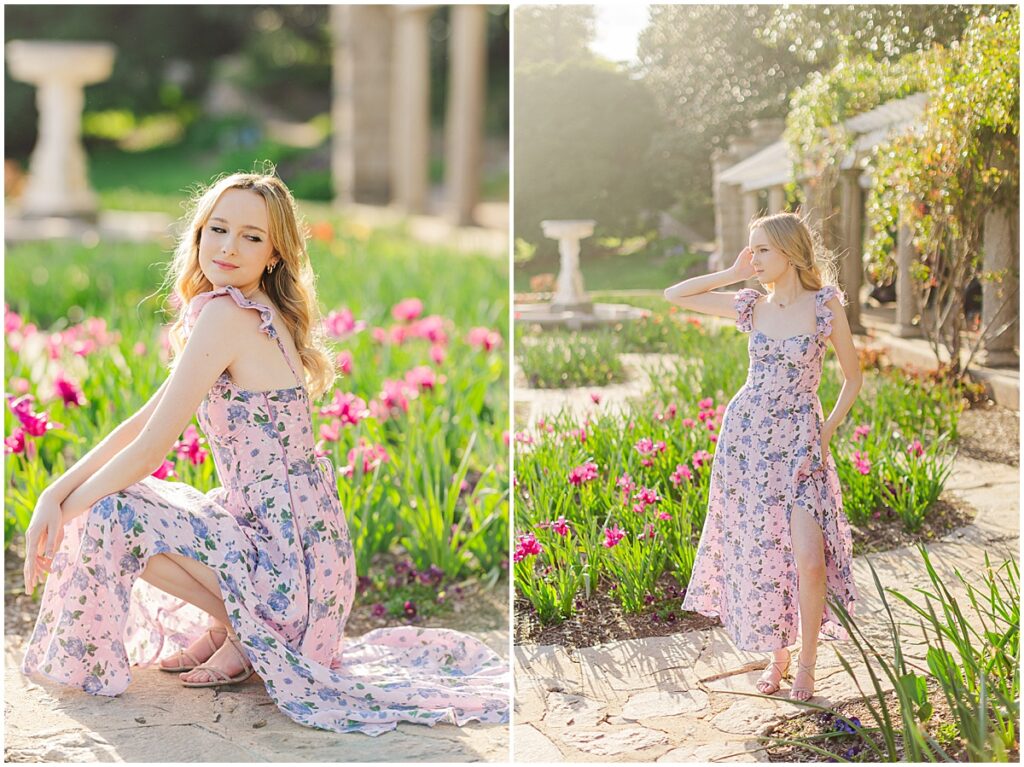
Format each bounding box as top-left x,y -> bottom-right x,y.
6,40 -> 115,219
838,170 -> 865,334
444,5 -> 486,226
711,149 -> 741,274
768,185 -> 786,214
391,6 -> 433,213
331,6 -> 393,206
978,207 -> 1019,367
543,219 -> 595,313
893,212 -> 920,338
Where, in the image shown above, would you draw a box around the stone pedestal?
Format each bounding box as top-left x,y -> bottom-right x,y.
6,40 -> 115,219
390,6 -> 433,214
543,219 -> 595,313
978,207 -> 1019,367
838,171 -> 866,334
893,215 -> 921,338
331,6 -> 393,205
444,5 -> 487,227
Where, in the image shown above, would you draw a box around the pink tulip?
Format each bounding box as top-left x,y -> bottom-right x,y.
391,298 -> 424,323
404,365 -> 437,392
54,371 -> 87,408
681,418 -> 696,428
324,308 -> 366,340
551,516 -> 569,536
590,392 -> 602,405
698,397 -> 714,410
852,450 -> 872,475
467,326 -> 502,352
4,426 -> 27,455
133,342 -> 148,356
692,449 -> 712,469
10,378 -> 30,394
411,315 -> 447,345
335,350 -> 353,375
513,532 -> 543,562
319,419 -> 342,442
6,394 -> 62,437
670,464 -> 693,485
568,461 -> 599,486
173,424 -> 208,466
371,327 -> 388,344
151,459 -> 176,480
4,306 -> 23,334
603,526 -> 625,549
907,439 -> 924,458
429,344 -> 446,365
321,391 -> 370,426
340,439 -> 389,477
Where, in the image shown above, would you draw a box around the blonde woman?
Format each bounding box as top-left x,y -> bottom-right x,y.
21,170 -> 508,735
664,211 -> 861,702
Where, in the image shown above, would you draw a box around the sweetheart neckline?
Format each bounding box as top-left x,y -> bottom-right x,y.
752,329 -> 819,342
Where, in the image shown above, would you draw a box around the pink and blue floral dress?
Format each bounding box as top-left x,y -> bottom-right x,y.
22,284 -> 509,735
682,284 -> 859,651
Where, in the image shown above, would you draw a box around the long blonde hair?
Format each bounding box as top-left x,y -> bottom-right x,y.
749,211 -> 842,292
163,169 -> 336,400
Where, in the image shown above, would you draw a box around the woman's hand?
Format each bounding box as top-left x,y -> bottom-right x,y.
23,490 -> 66,594
821,421 -> 836,463
730,246 -> 756,280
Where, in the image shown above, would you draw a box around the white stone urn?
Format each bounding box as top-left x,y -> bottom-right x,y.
542,219 -> 596,313
6,40 -> 116,218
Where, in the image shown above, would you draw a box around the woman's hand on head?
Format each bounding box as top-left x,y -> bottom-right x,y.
730,246 -> 756,280
23,492 -> 66,594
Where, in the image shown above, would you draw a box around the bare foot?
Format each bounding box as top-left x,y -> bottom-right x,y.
159,625 -> 227,671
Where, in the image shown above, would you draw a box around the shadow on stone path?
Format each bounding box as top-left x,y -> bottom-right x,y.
6,626 -> 508,762
513,454 -> 1019,762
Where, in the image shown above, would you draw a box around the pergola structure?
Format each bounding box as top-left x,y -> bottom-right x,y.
711,93 -> 1019,367
330,5 -> 489,227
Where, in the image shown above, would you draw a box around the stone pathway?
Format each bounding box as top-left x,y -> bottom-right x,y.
513,454 -> 1019,762
5,629 -> 508,762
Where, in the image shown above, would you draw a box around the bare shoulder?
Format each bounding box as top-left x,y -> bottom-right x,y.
190,293 -> 263,339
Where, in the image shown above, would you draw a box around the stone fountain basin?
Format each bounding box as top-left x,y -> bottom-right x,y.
514,301 -> 650,330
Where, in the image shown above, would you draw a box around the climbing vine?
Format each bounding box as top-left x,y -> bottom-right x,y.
864,8 -> 1019,375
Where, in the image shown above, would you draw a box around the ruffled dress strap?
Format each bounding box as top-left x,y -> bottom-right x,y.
815,284 -> 849,339
183,285 -> 304,388
733,288 -> 763,333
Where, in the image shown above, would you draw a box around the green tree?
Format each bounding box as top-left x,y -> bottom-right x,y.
513,5 -> 596,66
514,59 -> 668,257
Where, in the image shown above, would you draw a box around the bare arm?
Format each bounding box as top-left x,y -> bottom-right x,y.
821,295 -> 863,435
58,296 -> 248,525
663,246 -> 755,319
42,377 -> 172,505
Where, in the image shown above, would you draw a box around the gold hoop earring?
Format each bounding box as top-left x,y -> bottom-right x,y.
267,262 -> 276,274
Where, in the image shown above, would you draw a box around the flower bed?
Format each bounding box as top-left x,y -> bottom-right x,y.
5,218 -> 509,621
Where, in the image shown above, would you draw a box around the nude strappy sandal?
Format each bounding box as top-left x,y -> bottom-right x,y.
790,658 -> 816,701
158,626 -> 228,673
755,652 -> 791,695
180,632 -> 255,688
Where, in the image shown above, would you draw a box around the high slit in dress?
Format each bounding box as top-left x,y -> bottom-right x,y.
681,284 -> 858,651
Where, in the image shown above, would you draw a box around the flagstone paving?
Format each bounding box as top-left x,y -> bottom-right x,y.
514,454 -> 1019,762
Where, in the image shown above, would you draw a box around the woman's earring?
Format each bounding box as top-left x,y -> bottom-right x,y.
267,261 -> 277,274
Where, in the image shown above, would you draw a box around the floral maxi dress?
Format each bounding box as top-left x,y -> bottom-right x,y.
22,284 -> 509,735
681,285 -> 859,651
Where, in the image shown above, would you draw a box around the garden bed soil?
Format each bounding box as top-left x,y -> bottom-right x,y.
762,675 -> 1018,762
956,400 -> 1019,467
514,486 -> 978,648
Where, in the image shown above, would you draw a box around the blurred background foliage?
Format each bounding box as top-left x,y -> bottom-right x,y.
514,4 -> 1004,278
5,5 -> 510,205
